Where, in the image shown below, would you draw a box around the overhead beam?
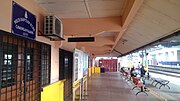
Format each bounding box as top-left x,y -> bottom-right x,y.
77,36 -> 115,47
85,46 -> 112,52
122,0 -> 144,29
111,0 -> 144,52
62,17 -> 122,36
90,51 -> 110,55
113,49 -> 123,55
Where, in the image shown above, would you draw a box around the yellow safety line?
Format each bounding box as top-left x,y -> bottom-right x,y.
148,88 -> 168,101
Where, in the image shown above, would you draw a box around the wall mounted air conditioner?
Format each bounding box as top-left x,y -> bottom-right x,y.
44,15 -> 64,40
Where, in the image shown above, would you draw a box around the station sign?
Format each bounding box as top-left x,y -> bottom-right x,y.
12,1 -> 36,40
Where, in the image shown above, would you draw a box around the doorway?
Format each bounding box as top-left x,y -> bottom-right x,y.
59,49 -> 73,101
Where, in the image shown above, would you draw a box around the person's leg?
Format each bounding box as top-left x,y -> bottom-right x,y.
147,72 -> 150,80
142,77 -> 149,91
142,77 -> 146,88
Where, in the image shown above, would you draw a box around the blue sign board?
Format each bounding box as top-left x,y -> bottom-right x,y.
12,1 -> 36,40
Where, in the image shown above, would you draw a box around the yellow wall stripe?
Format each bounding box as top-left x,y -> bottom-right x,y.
41,80 -> 65,101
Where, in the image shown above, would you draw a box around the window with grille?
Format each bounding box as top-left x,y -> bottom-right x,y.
0,30 -> 51,101
41,44 -> 51,87
26,48 -> 34,81
1,43 -> 17,88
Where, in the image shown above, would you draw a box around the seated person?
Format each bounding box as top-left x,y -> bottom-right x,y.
120,67 -> 125,73
130,66 -> 137,77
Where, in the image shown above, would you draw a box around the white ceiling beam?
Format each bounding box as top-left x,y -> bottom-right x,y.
84,0 -> 92,18
111,0 -> 144,52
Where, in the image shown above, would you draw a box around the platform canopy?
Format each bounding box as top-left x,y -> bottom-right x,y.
35,0 -> 180,57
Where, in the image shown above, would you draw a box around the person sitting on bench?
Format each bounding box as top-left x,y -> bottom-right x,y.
130,66 -> 137,78
140,65 -> 149,91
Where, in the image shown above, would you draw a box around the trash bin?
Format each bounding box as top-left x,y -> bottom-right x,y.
100,68 -> 105,73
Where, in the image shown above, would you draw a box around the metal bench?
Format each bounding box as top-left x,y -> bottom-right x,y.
151,78 -> 170,89
132,77 -> 148,96
124,72 -> 131,81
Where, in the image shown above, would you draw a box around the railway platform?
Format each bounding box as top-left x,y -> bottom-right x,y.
83,72 -> 161,101
146,72 -> 180,101
79,71 -> 180,101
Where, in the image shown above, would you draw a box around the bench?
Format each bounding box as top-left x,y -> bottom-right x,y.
151,78 -> 170,89
120,68 -> 126,76
124,72 -> 131,81
132,77 -> 148,96
120,69 -> 124,76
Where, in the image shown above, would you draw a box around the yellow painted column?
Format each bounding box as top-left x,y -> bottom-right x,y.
95,67 -> 100,73
88,68 -> 92,77
92,67 -> 95,74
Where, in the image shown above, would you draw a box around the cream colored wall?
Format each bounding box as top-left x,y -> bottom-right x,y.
61,37 -> 77,52
0,0 -> 12,32
0,0 -> 61,84
51,45 -> 60,83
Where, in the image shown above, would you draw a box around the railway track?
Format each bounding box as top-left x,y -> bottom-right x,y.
148,65 -> 180,78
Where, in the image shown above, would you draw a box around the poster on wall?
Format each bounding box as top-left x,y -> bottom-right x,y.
73,49 -> 81,82
83,53 -> 88,76
12,1 -> 36,40
73,49 -> 89,82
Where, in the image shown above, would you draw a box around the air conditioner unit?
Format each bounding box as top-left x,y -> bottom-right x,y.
44,15 -> 64,40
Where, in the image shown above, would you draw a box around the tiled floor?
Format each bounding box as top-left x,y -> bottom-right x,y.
85,73 -> 160,101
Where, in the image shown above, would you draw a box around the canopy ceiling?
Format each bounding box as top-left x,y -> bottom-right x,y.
35,0 -> 180,57
115,0 -> 180,56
